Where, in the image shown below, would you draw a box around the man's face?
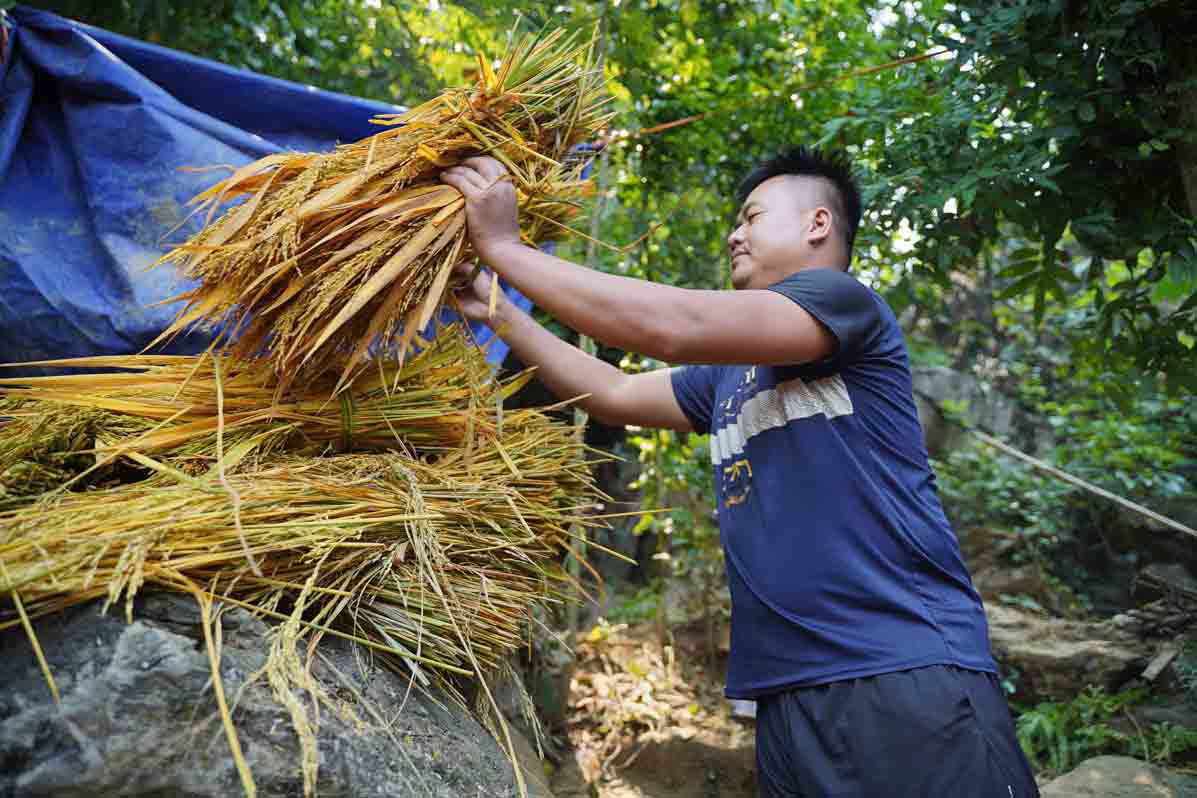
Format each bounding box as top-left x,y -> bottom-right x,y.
727,175 -> 826,290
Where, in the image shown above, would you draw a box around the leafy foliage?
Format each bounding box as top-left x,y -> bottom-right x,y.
931,321 -> 1195,615
935,361 -> 1194,532
933,443 -> 1069,557
14,8 -> 1196,771
626,426 -> 724,610
18,0 -> 515,103
1017,687 -> 1143,775
1177,639 -> 1197,708
836,0 -> 1197,383
1017,686 -> 1197,775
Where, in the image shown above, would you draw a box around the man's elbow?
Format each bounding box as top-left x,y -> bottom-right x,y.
581,398 -> 625,427
571,379 -> 625,427
580,375 -> 645,428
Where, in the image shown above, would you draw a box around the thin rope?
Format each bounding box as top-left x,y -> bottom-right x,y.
965,426 -> 1197,541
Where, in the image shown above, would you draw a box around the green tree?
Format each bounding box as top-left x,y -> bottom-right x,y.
15,0 -> 1193,621
19,0 -> 514,103
830,0 -> 1197,387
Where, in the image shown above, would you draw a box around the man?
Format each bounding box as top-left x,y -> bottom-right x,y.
440,148 -> 1039,797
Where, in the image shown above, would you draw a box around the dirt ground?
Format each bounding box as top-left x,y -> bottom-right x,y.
549,617 -> 757,798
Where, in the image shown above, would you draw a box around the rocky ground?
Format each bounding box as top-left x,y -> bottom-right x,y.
3,567 -> 1194,798
0,593 -> 535,798
546,611 -> 1197,798
550,619 -> 755,798
540,503 -> 1197,798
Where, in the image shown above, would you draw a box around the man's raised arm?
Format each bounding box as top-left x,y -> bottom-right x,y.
440,157 -> 837,368
452,265 -> 692,432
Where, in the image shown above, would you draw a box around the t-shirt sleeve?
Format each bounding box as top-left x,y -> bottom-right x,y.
766,268 -> 884,363
670,365 -> 718,435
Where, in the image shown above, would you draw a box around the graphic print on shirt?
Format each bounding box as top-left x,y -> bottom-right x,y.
711,368 -> 854,509
716,367 -> 758,507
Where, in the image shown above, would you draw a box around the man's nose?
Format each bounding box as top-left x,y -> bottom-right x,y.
727,224 -> 744,249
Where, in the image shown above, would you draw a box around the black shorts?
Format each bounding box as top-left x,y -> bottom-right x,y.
755,665 -> 1039,798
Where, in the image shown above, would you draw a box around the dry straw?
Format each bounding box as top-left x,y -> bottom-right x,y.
0,446 -> 600,679
1,26 -> 621,796
0,325 -> 609,672
0,439 -> 604,797
152,28 -> 613,393
0,326 -> 617,797
0,325 -> 533,502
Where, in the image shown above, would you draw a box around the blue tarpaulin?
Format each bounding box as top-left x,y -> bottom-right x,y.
0,6 -> 527,371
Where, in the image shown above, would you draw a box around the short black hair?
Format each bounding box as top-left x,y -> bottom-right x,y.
736,147 -> 863,263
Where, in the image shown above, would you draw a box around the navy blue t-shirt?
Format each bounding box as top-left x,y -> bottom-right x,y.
671,267 -> 995,698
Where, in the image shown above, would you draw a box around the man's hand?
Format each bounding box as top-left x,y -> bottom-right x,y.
440,157 -> 524,261
450,262 -> 510,325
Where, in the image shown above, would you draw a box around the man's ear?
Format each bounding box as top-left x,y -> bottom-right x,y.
808,207 -> 834,244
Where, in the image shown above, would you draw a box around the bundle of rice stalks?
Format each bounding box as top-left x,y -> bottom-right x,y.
153,28 -> 612,391
0,424 -> 609,798
0,325 -> 537,502
0,432 -> 600,680
0,318 -> 624,798
0,403 -> 146,499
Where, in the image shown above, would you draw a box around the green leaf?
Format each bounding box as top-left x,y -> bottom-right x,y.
1002,259 -> 1040,278
1033,280 -> 1047,324
998,272 -> 1041,300
1032,173 -> 1063,194
1053,265 -> 1081,284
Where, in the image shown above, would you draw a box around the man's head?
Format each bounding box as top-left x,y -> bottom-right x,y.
727,147 -> 861,290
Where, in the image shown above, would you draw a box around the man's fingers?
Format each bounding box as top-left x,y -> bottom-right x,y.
442,171 -> 483,193
450,261 -> 476,283
450,260 -> 488,292
440,167 -> 487,195
446,162 -> 491,184
460,156 -> 508,183
439,171 -> 472,196
444,159 -> 514,202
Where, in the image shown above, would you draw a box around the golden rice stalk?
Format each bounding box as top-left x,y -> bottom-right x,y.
152,28 -> 613,391
0,439 -> 603,681
0,325 -> 536,497
0,402 -> 151,502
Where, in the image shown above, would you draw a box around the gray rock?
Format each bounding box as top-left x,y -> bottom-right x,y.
1114,501 -> 1197,577
1136,563 -> 1197,602
1134,702 -> 1197,731
985,604 -> 1144,702
911,366 -> 1052,458
1039,756 -> 1197,797
0,593 -> 543,798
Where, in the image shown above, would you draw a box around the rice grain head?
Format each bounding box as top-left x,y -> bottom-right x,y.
152,28 -> 613,392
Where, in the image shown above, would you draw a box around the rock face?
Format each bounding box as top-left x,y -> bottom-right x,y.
985,604 -> 1145,702
0,593 -> 540,798
1039,756 -> 1197,797
1114,500 -> 1197,578
911,365 -> 1052,458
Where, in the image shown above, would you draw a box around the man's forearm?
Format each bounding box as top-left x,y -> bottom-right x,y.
482,241 -> 692,361
492,300 -> 629,422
